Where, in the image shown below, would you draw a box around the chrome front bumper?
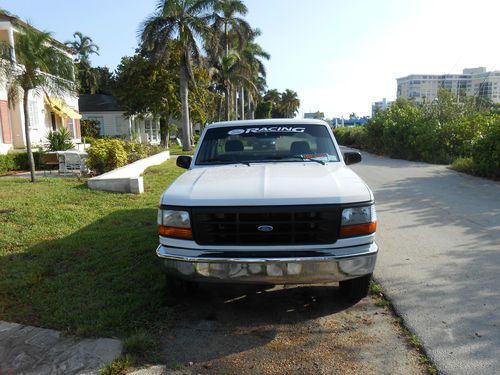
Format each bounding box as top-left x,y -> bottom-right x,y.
156,243 -> 378,284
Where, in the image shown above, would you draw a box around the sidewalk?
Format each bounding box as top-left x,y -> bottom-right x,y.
0,321 -> 121,374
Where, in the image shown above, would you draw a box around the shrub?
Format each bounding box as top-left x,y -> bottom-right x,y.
333,126 -> 369,149
86,139 -> 128,175
47,128 -> 73,151
124,141 -> 148,163
80,119 -> 101,139
0,154 -> 17,173
472,118 -> 500,179
0,152 -> 43,173
450,157 -> 478,175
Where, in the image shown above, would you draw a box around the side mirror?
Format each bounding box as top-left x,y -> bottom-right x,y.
176,155 -> 192,169
343,152 -> 362,165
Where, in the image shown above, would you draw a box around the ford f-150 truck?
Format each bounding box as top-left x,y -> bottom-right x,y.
156,119 -> 377,301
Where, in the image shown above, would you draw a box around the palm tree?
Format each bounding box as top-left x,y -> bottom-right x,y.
0,25 -> 75,182
141,0 -> 214,151
65,31 -> 99,64
239,30 -> 269,119
209,50 -> 257,121
281,89 -> 300,118
264,89 -> 282,117
212,0 -> 251,58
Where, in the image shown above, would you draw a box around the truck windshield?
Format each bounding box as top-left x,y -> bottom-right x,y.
195,124 -> 339,165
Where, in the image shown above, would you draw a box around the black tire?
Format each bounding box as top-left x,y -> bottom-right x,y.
164,274 -> 199,305
339,273 -> 372,302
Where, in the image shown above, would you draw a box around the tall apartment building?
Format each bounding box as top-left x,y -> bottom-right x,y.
396,67 -> 500,104
371,98 -> 393,116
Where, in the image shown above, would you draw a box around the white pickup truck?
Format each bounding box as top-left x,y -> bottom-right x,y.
156,119 -> 377,301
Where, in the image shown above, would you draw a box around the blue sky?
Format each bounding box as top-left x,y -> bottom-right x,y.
3,0 -> 500,117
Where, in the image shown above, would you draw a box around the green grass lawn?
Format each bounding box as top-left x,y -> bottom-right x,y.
0,160 -> 184,337
168,143 -> 196,156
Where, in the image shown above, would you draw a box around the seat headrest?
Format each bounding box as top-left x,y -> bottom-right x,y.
290,141 -> 311,155
225,140 -> 244,152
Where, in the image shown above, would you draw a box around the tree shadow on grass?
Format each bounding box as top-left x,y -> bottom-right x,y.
0,208 -> 166,338
0,207 -> 360,366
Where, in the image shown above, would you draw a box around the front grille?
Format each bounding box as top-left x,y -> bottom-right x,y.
191,206 -> 341,245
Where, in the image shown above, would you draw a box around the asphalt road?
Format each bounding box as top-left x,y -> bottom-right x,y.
347,148 -> 500,375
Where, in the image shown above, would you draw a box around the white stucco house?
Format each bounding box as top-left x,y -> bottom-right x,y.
0,11 -> 82,155
79,94 -> 161,144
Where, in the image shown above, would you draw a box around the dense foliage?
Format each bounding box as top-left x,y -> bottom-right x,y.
80,119 -> 101,139
46,128 -> 74,151
0,152 -> 43,173
86,139 -> 128,174
260,89 -> 300,118
333,90 -> 500,179
86,138 -> 167,174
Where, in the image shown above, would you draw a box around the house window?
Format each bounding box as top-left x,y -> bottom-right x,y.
145,119 -> 159,143
28,100 -> 39,129
67,118 -> 76,138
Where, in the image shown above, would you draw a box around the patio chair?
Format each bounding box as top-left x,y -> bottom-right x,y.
59,152 -> 83,175
40,152 -> 60,176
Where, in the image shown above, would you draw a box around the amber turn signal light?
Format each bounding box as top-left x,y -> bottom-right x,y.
339,222 -> 377,237
158,225 -> 193,239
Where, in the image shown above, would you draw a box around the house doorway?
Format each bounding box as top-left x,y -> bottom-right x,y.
51,113 -> 57,131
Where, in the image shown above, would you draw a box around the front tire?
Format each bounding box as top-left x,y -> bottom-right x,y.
339,273 -> 371,302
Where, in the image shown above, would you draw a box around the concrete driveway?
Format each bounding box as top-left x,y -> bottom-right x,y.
347,148 -> 500,375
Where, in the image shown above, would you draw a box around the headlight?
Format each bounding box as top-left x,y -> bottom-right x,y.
340,205 -> 377,237
157,209 -> 192,239
158,209 -> 191,228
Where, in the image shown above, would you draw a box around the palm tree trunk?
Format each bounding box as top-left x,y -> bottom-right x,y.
179,63 -> 192,151
225,87 -> 231,121
224,22 -> 229,58
218,95 -> 223,121
22,90 -> 36,182
240,87 -> 245,120
234,89 -> 238,120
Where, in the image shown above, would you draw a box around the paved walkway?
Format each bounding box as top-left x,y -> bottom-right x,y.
0,170 -> 79,178
0,321 -> 121,375
347,148 -> 500,375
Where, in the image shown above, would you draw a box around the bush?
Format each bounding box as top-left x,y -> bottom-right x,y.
333,126 -> 369,149
124,142 -> 148,163
0,154 -> 16,172
0,152 -> 43,173
47,128 -> 73,151
86,139 -> 128,175
472,118 -> 500,179
450,157 -> 478,175
80,119 -> 101,139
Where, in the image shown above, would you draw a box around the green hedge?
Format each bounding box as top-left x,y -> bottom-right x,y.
472,118 -> 500,178
333,92 -> 499,179
86,139 -> 128,175
0,152 -> 43,173
87,139 -> 168,175
333,126 -> 369,149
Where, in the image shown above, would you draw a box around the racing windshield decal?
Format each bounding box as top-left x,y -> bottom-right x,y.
228,127 -> 306,135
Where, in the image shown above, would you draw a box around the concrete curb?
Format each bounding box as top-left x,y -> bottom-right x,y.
0,321 -> 122,375
88,151 -> 170,194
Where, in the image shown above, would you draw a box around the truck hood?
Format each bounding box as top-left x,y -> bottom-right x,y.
161,163 -> 373,206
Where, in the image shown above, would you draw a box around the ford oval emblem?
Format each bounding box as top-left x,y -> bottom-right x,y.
257,225 -> 274,232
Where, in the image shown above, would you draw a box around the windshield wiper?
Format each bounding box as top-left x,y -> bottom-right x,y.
274,155 -> 326,165
204,158 -> 250,166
